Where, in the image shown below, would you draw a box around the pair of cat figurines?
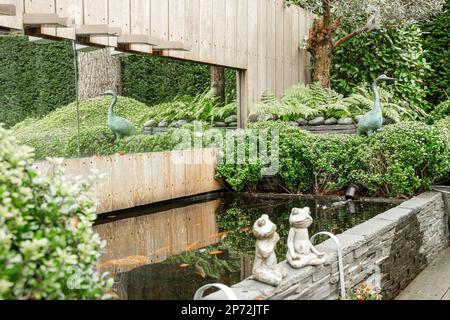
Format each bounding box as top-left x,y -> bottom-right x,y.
252,207 -> 325,287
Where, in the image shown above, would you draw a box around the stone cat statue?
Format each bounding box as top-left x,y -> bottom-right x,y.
252,214 -> 284,286
286,207 -> 326,269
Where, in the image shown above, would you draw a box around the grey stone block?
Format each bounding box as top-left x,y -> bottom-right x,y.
376,207 -> 414,223
338,117 -> 354,125
297,118 -> 308,126
345,217 -> 396,242
224,115 -> 238,124
144,119 -> 157,128
325,117 -> 338,125
308,117 -> 325,126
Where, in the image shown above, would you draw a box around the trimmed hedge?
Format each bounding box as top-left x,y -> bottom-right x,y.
0,35 -> 75,128
121,55 -> 237,106
216,121 -> 450,198
420,1 -> 450,105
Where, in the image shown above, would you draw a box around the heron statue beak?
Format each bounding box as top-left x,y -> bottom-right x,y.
386,77 -> 396,81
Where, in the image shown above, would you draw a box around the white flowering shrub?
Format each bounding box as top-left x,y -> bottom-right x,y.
0,125 -> 112,299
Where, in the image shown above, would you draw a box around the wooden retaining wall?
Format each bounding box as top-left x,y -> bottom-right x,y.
0,0 -> 315,126
32,148 -> 222,214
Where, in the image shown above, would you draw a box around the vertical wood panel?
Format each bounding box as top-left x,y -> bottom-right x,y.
257,0 -> 267,100
83,0 -> 109,46
266,0 -> 276,94
168,0 -> 185,59
283,5 -> 292,93
184,0 -> 200,60
247,0 -> 258,106
199,0 -> 212,62
212,0 -> 225,66
236,0 -> 248,69
55,0 -> 82,39
225,0 -> 237,68
291,7 -> 299,85
150,0 -> 169,42
275,0 -> 284,97
129,0 -> 151,53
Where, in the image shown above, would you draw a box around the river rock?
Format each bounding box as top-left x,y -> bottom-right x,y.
354,115 -> 363,124
177,119 -> 189,126
383,117 -> 396,125
338,117 -> 354,125
158,120 -> 168,128
214,122 -> 227,127
296,118 -> 308,126
225,115 -> 238,124
308,117 -> 325,126
170,121 -> 181,128
325,117 -> 338,125
289,121 -> 299,127
144,119 -> 157,128
228,122 -> 238,127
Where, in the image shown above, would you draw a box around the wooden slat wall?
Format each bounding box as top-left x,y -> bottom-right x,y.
32,148 -> 222,214
0,0 -> 314,123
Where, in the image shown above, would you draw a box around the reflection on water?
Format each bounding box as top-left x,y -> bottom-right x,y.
94,194 -> 397,300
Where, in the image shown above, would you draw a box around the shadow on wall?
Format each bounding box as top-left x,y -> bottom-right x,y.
380,215 -> 425,300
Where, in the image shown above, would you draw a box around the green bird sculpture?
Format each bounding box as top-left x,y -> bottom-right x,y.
101,90 -> 137,140
357,74 -> 396,137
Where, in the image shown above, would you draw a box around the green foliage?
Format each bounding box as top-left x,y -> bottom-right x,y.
12,96 -> 153,158
0,126 -> 112,299
420,1 -> 450,104
215,121 -> 450,198
332,26 -> 432,111
249,83 -> 417,122
143,91 -> 236,123
426,100 -> 450,124
0,35 -> 75,128
121,54 -> 236,105
351,122 -> 449,197
12,94 -> 236,159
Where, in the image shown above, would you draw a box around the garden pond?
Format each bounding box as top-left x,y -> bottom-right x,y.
94,193 -> 398,300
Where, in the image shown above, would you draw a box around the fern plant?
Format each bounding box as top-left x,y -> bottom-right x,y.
249,82 -> 423,123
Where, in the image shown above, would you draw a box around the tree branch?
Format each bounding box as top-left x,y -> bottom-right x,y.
333,26 -> 369,49
322,0 -> 331,27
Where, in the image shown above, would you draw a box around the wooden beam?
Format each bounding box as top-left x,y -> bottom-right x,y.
23,14 -> 74,27
0,4 -> 16,16
153,41 -> 192,51
117,34 -> 160,46
75,25 -> 122,36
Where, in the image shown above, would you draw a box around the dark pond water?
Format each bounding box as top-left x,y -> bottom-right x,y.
94,193 -> 397,300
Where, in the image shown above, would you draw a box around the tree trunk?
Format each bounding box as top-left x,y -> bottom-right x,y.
77,48 -> 122,99
312,42 -> 333,88
210,65 -> 225,102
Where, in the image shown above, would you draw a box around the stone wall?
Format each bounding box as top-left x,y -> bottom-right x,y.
203,191 -> 449,300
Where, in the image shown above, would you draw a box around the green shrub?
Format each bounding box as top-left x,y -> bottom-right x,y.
0,35 -> 75,128
352,122 -> 449,197
426,100 -> 450,124
420,1 -> 450,104
332,26 -> 432,111
215,121 -> 450,198
0,126 -> 112,299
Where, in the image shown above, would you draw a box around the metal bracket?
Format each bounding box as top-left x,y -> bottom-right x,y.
310,232 -> 346,300
193,283 -> 238,300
